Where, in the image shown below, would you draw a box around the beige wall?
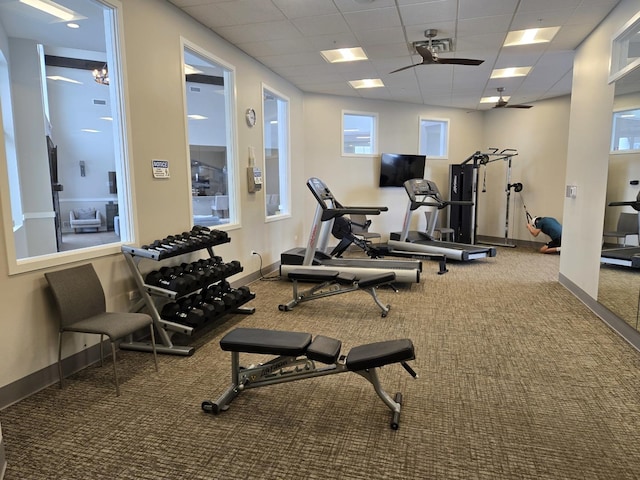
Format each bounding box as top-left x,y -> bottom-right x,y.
560,0 -> 640,298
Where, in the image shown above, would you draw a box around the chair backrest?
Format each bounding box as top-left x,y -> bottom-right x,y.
45,264 -> 106,327
617,212 -> 639,233
349,214 -> 369,234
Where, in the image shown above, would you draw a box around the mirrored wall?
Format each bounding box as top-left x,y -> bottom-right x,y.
598,64 -> 640,330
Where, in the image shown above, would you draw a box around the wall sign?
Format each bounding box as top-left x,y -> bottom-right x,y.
152,159 -> 170,178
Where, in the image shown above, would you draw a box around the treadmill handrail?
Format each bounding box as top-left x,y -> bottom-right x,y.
321,206 -> 388,221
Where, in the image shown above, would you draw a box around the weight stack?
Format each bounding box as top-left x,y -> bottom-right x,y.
449,164 -> 475,244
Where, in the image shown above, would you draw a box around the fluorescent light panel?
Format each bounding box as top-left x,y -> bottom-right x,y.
503,27 -> 560,47
46,75 -> 82,84
320,47 -> 368,63
349,78 -> 384,89
19,0 -> 76,21
491,66 -> 532,79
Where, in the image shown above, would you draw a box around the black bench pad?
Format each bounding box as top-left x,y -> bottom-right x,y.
307,335 -> 341,364
288,269 -> 339,281
357,272 -> 396,289
220,328 -> 312,356
346,339 -> 415,371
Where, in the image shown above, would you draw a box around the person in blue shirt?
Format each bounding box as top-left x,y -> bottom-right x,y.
527,216 -> 562,254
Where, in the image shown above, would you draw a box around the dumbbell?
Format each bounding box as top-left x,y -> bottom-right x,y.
188,294 -> 217,321
225,260 -> 242,275
236,285 -> 252,302
175,297 -> 207,326
145,268 -> 189,294
180,262 -> 208,288
160,302 -> 202,327
201,287 -> 226,313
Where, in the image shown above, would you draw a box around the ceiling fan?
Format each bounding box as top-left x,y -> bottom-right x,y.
390,29 -> 484,74
493,87 -> 533,109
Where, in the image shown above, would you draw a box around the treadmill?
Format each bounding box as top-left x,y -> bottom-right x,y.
387,178 -> 497,262
280,177 -> 422,284
600,193 -> 640,269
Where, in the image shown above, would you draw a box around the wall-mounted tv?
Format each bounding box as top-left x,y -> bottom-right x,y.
378,153 -> 426,187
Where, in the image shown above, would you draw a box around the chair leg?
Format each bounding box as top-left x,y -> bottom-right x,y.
100,334 -> 104,367
58,331 -> 64,389
111,342 -> 120,396
149,324 -> 159,372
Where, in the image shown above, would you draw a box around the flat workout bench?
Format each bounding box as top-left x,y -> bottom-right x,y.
202,327 -> 417,429
278,268 -> 396,317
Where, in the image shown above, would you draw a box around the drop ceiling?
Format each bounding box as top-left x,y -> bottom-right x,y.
167,0 -> 622,110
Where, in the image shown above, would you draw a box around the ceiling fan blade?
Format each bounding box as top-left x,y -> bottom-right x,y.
436,58 -> 484,66
389,63 -> 421,74
506,104 -> 533,109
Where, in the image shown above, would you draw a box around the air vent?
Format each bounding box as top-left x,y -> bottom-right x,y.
93,99 -> 107,106
190,86 -> 201,93
413,38 -> 455,53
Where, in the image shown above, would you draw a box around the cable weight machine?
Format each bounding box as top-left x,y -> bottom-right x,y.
449,148 -> 521,247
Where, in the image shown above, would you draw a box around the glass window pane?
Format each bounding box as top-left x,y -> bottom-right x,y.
343,112 -> 376,155
419,119 -> 448,158
0,0 -> 128,263
263,87 -> 289,217
611,109 -> 640,152
184,47 -> 235,227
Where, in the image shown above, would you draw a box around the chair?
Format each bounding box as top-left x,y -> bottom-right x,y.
45,264 -> 158,396
425,211 -> 454,241
349,214 -> 381,244
69,208 -> 101,233
603,212 -> 639,246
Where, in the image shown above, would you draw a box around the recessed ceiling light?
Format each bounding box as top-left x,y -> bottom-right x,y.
349,78 -> 384,89
66,23 -> 79,29
46,75 -> 82,84
81,129 -> 100,133
490,67 -> 532,79
320,47 -> 368,64
503,27 -> 560,47
480,95 -> 509,104
19,0 -> 76,22
100,116 -> 113,121
188,114 -> 208,120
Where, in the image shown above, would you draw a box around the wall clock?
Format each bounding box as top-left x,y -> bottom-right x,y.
245,108 -> 256,127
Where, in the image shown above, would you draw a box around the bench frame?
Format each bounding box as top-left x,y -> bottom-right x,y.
202,328 -> 416,429
278,269 -> 395,317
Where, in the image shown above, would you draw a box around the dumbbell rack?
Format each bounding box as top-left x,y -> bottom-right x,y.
120,228 -> 255,356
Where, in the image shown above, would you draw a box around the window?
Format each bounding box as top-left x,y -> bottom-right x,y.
611,108 -> 640,152
419,118 -> 449,158
0,0 -> 129,273
263,85 -> 289,218
182,43 -> 237,227
342,111 -> 377,155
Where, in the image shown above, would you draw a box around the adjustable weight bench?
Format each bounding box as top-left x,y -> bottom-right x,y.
278,269 -> 396,317
202,327 -> 417,429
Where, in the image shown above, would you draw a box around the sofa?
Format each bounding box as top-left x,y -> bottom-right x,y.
69,208 -> 101,233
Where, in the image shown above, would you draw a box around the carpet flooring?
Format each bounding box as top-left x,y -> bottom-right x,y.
2,247 -> 640,479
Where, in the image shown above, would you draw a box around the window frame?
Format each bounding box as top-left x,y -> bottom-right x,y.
610,107 -> 640,154
342,110 -> 378,157
180,38 -> 239,230
418,117 -> 449,160
0,0 -> 131,275
262,83 -> 291,221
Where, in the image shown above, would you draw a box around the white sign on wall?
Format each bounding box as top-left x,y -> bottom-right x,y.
152,159 -> 170,178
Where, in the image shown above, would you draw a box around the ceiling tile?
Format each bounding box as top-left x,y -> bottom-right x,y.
272,0 -> 339,19
291,14 -> 351,36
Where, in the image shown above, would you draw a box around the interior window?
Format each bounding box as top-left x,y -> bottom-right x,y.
263,86 -> 289,218
183,45 -> 237,228
0,0 -> 128,269
342,111 -> 377,155
611,108 -> 640,152
419,118 -> 449,158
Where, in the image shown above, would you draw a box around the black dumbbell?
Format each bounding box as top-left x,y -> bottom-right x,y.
161,302 -> 199,327
146,268 -> 188,294
175,297 -> 206,326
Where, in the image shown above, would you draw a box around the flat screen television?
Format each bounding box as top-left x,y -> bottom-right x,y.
378,153 -> 426,187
